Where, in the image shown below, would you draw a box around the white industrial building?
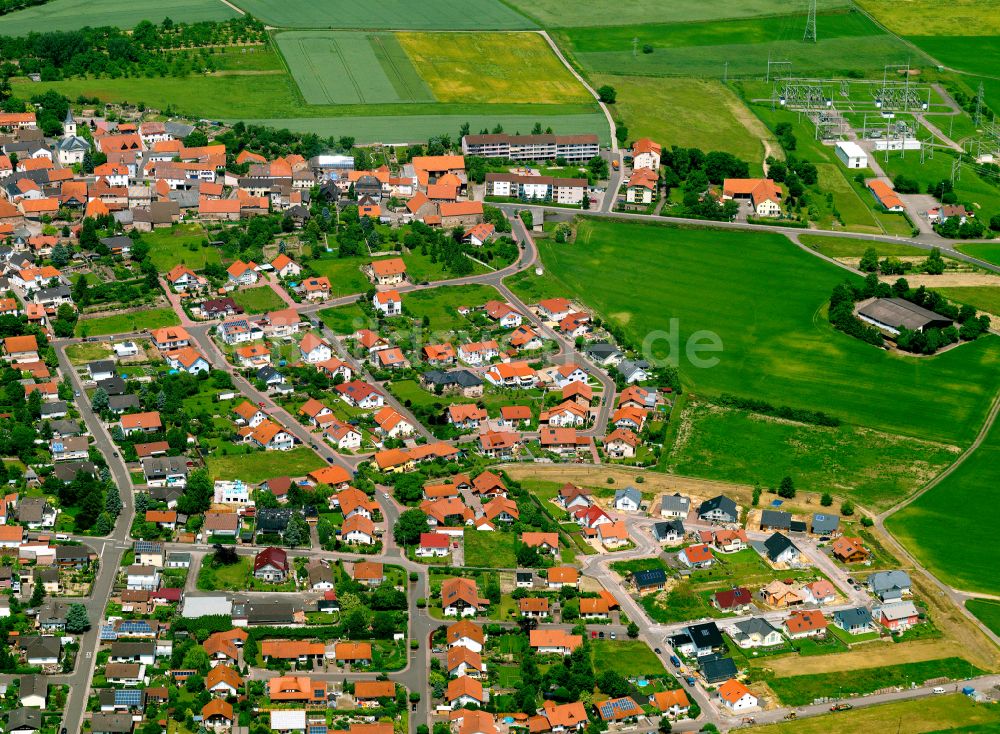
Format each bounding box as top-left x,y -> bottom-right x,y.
835,141 -> 868,169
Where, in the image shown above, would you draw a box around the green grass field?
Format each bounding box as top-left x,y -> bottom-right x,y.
888,412 -> 1000,595
309,258 -> 372,296
667,401 -> 959,510
558,11 -> 920,78
230,286 -> 287,313
956,243 -> 1000,268
204,446 -> 322,483
519,218 -> 1000,444
196,557 -> 251,591
143,224 -> 218,273
275,31 -> 433,105
799,234 -> 931,258
229,0 -> 534,28
400,284 -> 499,332
966,599 -> 1000,637
765,658 -> 982,706
65,343 -> 113,365
751,695 -> 1000,734
0,0 -> 236,36
507,0 -> 849,27
77,308 -> 179,337
589,75 -> 767,166
318,303 -> 372,335
463,530 -> 517,568
397,32 -> 590,105
935,287 -> 1000,317
589,640 -> 666,677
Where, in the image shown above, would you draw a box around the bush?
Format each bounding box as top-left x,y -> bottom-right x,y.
597,85 -> 617,104
714,393 -> 840,427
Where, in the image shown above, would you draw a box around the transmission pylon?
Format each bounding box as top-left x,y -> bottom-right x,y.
803,0 -> 817,42
974,81 -> 985,127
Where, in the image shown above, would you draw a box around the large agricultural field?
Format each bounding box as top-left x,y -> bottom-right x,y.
512,218 -> 1000,445
666,400 -> 959,510
854,0 -> 1000,37
506,0 -> 850,28
887,413 -> 1000,596
274,32 -> 433,105
0,0 -> 237,36
556,11 -> 922,79
396,33 -> 592,105
227,0 -> 535,30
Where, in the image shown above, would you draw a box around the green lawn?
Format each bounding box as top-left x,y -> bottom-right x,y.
966,599 -> 1000,637
143,224 -> 217,273
65,342 -> 113,365
887,415 -> 1000,595
0,0 -> 237,35
228,0 -> 534,28
878,151 -> 1000,223
518,218 -> 1000,445
762,657 -> 982,706
309,258 -> 372,296
318,303 -> 372,335
667,400 -> 959,510
799,234 -> 932,258
590,639 -> 666,677
935,287 -> 1000,317
196,557 -> 251,591
230,286 -> 286,314
463,530 -> 517,568
956,243 -> 1000,268
204,446 -> 323,483
76,307 -> 179,337
398,252 -> 489,285
589,75 -> 767,167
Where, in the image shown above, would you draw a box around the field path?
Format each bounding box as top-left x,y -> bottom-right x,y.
217,0 -> 245,15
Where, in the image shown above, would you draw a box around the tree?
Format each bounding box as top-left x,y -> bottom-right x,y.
597,670 -> 629,697
597,85 -> 617,104
177,468 -> 212,515
923,247 -> 945,275
65,603 -> 90,633
393,508 -> 429,546
283,512 -> 309,547
105,485 -> 122,517
777,475 -> 796,499
859,247 -> 879,273
841,500 -> 855,516
626,621 -> 639,638
820,492 -> 833,507
990,214 -> 1000,232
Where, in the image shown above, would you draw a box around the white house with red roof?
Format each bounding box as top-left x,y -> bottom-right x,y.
631,138 -> 662,171
271,254 -> 301,279
299,333 -> 332,364
227,260 -> 259,286
416,532 -> 451,558
373,290 -> 402,316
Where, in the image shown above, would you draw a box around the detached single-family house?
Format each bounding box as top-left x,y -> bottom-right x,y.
612,486 -> 642,512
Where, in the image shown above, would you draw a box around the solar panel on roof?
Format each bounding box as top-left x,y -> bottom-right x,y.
99,625 -> 118,640
309,726 -> 328,734
115,689 -> 143,706
117,621 -> 151,634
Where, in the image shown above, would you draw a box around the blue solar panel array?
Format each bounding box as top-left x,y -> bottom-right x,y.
99,625 -> 118,641
133,541 -> 162,554
117,621 -> 152,635
308,726 -> 328,734
115,689 -> 143,707
599,698 -> 640,719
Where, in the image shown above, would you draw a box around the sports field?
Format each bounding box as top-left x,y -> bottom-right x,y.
557,12 -> 920,78
855,0 -> 1000,36
396,33 -> 591,105
590,75 -> 767,166
887,411 -> 1000,595
506,0 -> 849,28
228,0 -> 534,29
0,0 -> 236,36
521,218 -> 1000,444
275,32 -> 432,105
667,401 -> 958,510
